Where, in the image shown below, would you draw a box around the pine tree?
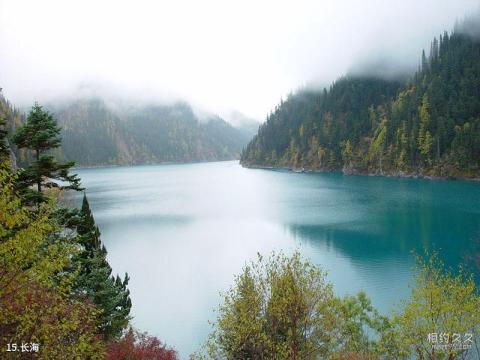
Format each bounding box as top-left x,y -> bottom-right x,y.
421,49 -> 428,73
13,102 -> 82,204
76,193 -> 132,340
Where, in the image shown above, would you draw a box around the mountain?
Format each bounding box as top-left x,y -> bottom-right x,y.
241,16 -> 480,179
1,94 -> 255,167
44,98 -> 252,166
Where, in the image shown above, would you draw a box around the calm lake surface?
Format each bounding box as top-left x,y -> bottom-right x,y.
76,160 -> 480,358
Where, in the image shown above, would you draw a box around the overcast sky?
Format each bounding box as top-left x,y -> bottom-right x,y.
0,0 -> 478,120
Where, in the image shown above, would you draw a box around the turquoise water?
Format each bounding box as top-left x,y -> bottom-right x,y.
76,161 -> 480,358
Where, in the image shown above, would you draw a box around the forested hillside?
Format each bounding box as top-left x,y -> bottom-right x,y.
1,94 -> 254,167
50,99 -> 252,166
241,19 -> 480,178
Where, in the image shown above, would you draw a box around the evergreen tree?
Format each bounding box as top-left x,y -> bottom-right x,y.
421,49 -> 428,73
76,193 -> 132,340
13,102 -> 82,204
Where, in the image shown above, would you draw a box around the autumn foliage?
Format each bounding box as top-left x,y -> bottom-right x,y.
106,329 -> 178,360
1,102 -> 177,359
0,166 -> 105,359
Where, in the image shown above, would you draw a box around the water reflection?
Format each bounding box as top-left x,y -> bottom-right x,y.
76,161 -> 480,357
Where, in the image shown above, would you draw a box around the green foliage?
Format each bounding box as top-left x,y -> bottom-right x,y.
74,194 -> 132,340
0,165 -> 104,359
202,252 -> 480,360
13,103 -> 62,151
204,252 -> 384,359
0,100 -> 162,357
0,109 -> 135,356
13,102 -> 82,204
368,115 -> 388,172
241,20 -> 480,178
378,254 -> 480,360
418,94 -> 433,165
340,139 -> 353,169
333,291 -> 389,357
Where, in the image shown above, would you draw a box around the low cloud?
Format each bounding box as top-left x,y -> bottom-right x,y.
0,0 -> 478,120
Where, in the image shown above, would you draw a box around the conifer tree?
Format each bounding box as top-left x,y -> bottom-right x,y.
76,193 -> 132,340
13,102 -> 82,204
421,49 -> 428,73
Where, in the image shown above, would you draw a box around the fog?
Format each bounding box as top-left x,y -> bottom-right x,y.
0,0 -> 478,120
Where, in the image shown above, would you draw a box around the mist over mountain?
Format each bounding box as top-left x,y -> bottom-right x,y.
46,97 -> 253,166
241,14 -> 480,179
2,1 -> 478,120
0,88 -> 258,167
222,111 -> 260,138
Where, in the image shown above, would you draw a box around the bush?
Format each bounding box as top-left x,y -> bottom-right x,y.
204,252 -> 384,359
107,328 -> 178,360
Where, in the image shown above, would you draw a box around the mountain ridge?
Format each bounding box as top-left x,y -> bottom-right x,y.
240,18 -> 480,179
0,95 -> 256,166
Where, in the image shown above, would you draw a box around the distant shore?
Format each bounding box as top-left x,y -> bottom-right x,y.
73,158 -> 239,170
241,163 -> 480,182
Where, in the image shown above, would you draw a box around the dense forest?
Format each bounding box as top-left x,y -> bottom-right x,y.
1,95 -> 257,167
241,17 -> 480,179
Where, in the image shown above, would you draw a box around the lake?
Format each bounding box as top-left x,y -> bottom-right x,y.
76,160 -> 480,358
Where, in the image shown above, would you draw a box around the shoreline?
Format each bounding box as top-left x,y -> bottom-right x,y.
73,158 -> 240,170
241,163 -> 480,182
72,160 -> 480,182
